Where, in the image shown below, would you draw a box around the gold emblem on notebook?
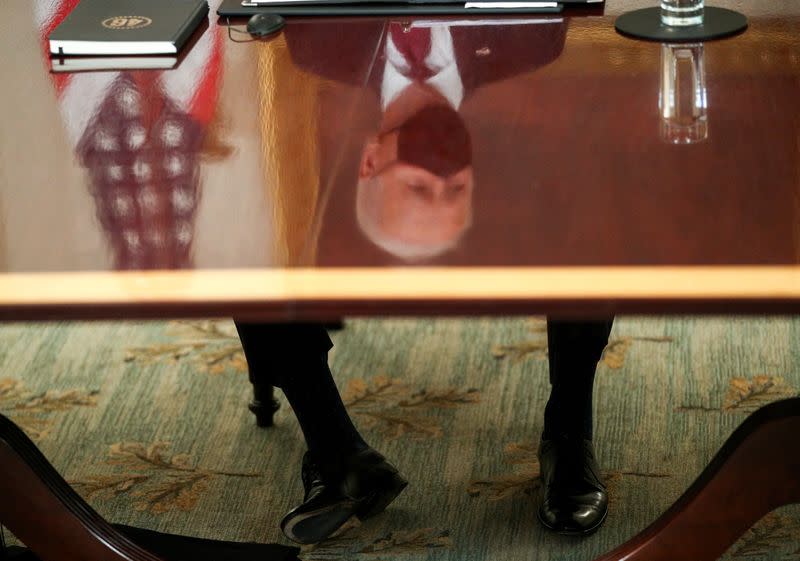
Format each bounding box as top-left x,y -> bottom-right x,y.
102,16 -> 153,29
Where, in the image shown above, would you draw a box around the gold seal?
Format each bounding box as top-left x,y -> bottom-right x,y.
101,16 -> 153,29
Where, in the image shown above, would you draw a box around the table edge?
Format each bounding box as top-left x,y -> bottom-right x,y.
1,266 -> 799,320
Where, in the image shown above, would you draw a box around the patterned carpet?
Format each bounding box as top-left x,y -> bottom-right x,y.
1,317 -> 799,560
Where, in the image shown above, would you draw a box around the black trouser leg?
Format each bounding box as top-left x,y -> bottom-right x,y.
234,321 -> 367,458
322,320 -> 344,331
543,318 -> 614,440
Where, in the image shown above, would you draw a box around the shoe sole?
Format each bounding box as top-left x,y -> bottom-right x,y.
282,472 -> 408,545
536,505 -> 608,536
282,500 -> 358,545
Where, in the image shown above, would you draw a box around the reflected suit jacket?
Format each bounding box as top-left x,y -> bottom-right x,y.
284,20 -> 568,98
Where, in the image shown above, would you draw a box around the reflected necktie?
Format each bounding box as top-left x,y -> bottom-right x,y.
389,23 -> 434,81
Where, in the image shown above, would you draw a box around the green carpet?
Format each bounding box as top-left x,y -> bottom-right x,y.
1,317 -> 799,560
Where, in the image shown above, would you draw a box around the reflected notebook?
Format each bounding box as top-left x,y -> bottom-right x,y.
50,56 -> 178,72
49,0 -> 208,56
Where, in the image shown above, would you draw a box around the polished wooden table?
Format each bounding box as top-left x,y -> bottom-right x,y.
0,0 -> 799,559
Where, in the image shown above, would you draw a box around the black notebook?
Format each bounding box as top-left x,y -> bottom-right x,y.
49,0 -> 209,56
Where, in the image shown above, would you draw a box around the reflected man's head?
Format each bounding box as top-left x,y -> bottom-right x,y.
356,104 -> 474,261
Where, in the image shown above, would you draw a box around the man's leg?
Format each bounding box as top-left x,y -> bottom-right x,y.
538,318 -> 613,535
544,318 -> 613,440
234,321 -> 407,544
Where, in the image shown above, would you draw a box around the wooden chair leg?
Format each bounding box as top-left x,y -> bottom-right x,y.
593,397 -> 800,561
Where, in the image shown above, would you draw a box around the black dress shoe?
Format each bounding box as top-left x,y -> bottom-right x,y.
537,435 -> 608,535
280,448 -> 408,544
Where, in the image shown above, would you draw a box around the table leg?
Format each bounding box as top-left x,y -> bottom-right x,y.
0,414 -> 300,561
593,397 -> 800,561
0,414 -> 166,561
249,382 -> 281,428
4,398 -> 798,561
246,320 -> 343,428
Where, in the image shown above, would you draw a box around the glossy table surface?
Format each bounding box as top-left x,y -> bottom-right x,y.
0,0 -> 798,318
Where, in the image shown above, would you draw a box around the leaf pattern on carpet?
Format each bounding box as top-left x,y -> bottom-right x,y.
491,330 -> 673,368
124,320 -> 247,374
360,529 -> 452,554
468,442 -> 540,500
725,512 -> 800,559
491,340 -> 547,362
601,336 -> 674,370
468,442 -> 670,504
491,318 -> 548,362
602,469 -> 671,513
679,375 -> 798,413
70,442 -> 259,513
723,376 -> 797,412
468,470 -> 541,501
342,375 -> 480,440
0,377 -> 98,439
301,528 -> 452,559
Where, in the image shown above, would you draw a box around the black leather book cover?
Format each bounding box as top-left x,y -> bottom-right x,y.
49,0 -> 209,55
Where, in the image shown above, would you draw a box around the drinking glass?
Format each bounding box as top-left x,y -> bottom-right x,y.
659,43 -> 707,144
661,0 -> 704,27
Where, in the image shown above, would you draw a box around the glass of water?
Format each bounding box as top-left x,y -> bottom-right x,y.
659,43 -> 707,144
661,0 -> 704,27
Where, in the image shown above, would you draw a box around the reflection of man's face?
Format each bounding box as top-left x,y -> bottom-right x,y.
357,104 -> 474,261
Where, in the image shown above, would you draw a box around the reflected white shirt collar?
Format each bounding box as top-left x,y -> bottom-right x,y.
381,26 -> 465,111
